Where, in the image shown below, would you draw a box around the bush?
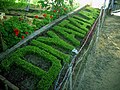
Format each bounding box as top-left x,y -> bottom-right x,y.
1,16 -> 34,48
68,17 -> 90,32
31,40 -> 70,63
52,26 -> 80,47
1,46 -> 62,90
57,20 -> 70,27
78,7 -> 100,21
73,15 -> 94,25
54,26 -> 85,38
79,11 -> 97,19
36,36 -> 74,52
32,18 -> 50,29
64,21 -> 86,35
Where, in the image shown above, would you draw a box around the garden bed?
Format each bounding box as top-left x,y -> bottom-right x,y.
0,6 -> 100,90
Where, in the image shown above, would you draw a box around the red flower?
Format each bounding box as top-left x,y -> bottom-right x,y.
43,14 -> 47,17
53,10 -> 56,13
14,28 -> 19,36
3,16 -> 7,19
35,15 -> 39,18
15,32 -> 19,36
50,16 -> 53,19
22,36 -> 25,39
25,32 -> 28,34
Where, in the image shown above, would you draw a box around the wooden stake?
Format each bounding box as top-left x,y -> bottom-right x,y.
0,75 -> 19,90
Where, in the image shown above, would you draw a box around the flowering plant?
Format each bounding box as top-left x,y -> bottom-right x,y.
0,16 -> 34,48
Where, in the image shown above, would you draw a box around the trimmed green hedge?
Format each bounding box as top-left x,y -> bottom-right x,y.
58,20 -> 70,27
54,26 -> 85,38
36,35 -> 74,52
79,11 -> 97,19
31,40 -> 70,63
52,26 -> 80,47
73,15 -> 94,25
68,17 -> 90,32
46,30 -> 60,38
1,46 -> 62,90
85,7 -> 100,14
65,21 -> 87,35
78,7 -> 99,21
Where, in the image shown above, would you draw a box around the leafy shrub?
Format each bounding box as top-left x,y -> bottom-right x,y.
65,21 -> 87,35
73,15 -> 94,25
54,26 -> 85,38
78,7 -> 99,21
36,36 -> 74,52
1,16 -> 34,48
68,17 -> 90,32
1,46 -> 62,90
52,26 -> 80,47
31,40 -> 70,63
32,18 -> 49,29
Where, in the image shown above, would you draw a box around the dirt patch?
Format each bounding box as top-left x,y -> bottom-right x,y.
25,54 -> 52,72
74,15 -> 120,90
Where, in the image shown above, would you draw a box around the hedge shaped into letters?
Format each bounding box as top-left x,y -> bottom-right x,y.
54,26 -> 85,38
79,10 -> 98,19
52,26 -> 80,47
36,33 -> 74,52
1,46 -> 62,90
58,20 -> 70,27
31,40 -> 70,63
85,7 -> 100,15
65,22 -> 87,35
78,7 -> 99,22
68,17 -> 91,32
73,15 -> 94,25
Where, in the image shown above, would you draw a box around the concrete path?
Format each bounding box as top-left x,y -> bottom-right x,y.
75,15 -> 120,90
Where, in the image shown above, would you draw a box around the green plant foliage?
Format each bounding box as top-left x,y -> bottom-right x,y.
32,18 -> 49,29
58,20 -> 70,27
31,40 -> 70,63
78,7 -> 99,21
68,17 -> 90,32
85,7 -> 100,14
79,11 -> 97,19
0,6 -> 100,90
73,15 -> 94,25
0,0 -> 16,9
71,16 -> 92,27
1,16 -> 34,48
36,36 -> 74,52
52,26 -> 80,47
1,46 -> 62,90
65,21 -> 87,35
0,0 -> 27,10
38,0 -> 75,20
55,26 -> 85,38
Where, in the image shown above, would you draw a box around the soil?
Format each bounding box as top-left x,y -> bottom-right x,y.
74,15 -> 120,90
25,54 -> 52,72
1,65 -> 40,90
